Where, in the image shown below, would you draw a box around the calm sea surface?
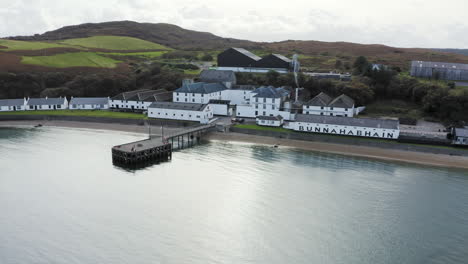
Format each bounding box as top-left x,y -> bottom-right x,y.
1,127 -> 468,264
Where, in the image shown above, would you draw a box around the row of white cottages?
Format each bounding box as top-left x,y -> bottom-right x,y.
0,97 -> 112,111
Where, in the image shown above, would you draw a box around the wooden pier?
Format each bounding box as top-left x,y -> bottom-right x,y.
112,124 -> 215,168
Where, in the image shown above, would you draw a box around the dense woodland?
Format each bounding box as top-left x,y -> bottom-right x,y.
0,56 -> 467,125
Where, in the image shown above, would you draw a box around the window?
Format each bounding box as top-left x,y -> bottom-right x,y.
196,115 -> 200,118
255,105 -> 258,109
321,106 -> 324,109
272,105 -> 275,110
176,98 -> 179,102
202,94 -> 204,97
263,104 -> 266,109
263,111 -> 266,115
57,105 -> 61,109
263,98 -> 266,103
272,98 -> 275,103
255,98 -> 258,102
330,107 -> 334,110
192,93 -> 195,96
345,108 -> 348,111
255,111 -> 258,115
177,92 -> 179,96
72,104 -> 77,108
330,113 -> 333,116
192,99 -> 195,102
185,98 -> 187,102
345,114 -> 348,117
320,113 -> 324,115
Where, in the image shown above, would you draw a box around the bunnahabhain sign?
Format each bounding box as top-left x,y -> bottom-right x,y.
297,125 -> 396,139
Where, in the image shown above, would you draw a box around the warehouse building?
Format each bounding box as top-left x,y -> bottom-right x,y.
173,82 -> 227,104
110,89 -> 172,111
410,61 -> 468,80
217,47 -> 294,73
290,114 -> 400,139
148,102 -> 213,124
236,86 -> 292,120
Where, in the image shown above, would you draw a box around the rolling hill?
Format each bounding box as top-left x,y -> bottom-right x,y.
3,21 -> 468,72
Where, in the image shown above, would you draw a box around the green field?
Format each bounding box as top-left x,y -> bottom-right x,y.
60,36 -> 171,50
0,110 -> 146,119
21,52 -> 121,68
99,51 -> 167,58
0,39 -> 74,51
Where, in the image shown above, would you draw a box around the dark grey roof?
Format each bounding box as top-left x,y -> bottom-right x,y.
411,61 -> 468,71
27,97 -> 66,105
111,89 -> 150,100
272,54 -> 292,63
0,99 -> 25,107
257,115 -> 283,121
454,128 -> 468,137
175,82 -> 227,94
199,70 -> 236,83
295,114 -> 399,129
252,86 -> 290,98
305,92 -> 333,106
232,48 -> 261,61
208,99 -> 230,105
329,94 -> 355,108
128,90 -> 172,102
149,102 -> 208,111
70,97 -> 109,105
231,84 -> 256,90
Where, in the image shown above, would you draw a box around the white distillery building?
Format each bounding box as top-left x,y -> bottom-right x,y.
26,97 -> 68,111
173,82 -> 227,104
256,115 -> 284,127
148,102 -> 213,124
208,99 -> 232,116
236,86 -> 292,120
69,97 -> 110,110
291,114 -> 400,139
220,85 -> 255,105
303,92 -> 363,117
0,98 -> 27,112
110,89 -> 172,111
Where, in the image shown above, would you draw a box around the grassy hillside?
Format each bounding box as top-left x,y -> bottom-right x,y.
0,39 -> 73,51
21,52 -> 121,68
60,36 -> 171,50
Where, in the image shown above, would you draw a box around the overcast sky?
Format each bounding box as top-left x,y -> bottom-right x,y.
1,0 -> 467,48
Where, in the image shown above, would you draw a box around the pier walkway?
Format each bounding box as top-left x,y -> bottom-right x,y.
112,123 -> 216,168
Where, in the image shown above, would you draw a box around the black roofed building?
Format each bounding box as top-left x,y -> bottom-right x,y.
110,89 -> 172,111
291,114 -> 400,139
255,54 -> 292,70
410,61 -> 468,80
26,97 -> 68,111
69,97 -> 110,110
173,82 -> 227,104
303,92 -> 361,117
0,98 -> 27,112
217,47 -> 295,73
148,102 -> 213,124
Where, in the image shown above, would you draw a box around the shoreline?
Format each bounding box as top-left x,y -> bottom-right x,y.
2,120 -> 468,170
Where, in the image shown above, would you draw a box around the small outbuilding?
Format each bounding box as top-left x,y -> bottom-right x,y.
208,99 -> 232,116
256,115 -> 284,127
452,127 -> 468,146
69,97 -> 110,110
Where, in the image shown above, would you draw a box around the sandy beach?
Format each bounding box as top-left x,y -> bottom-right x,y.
2,120 -> 468,170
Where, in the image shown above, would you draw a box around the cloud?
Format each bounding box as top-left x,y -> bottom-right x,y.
0,0 -> 467,48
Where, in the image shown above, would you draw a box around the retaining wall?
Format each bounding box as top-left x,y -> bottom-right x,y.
229,127 -> 468,157
0,115 -> 197,128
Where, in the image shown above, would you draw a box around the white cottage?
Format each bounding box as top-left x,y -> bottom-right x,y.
69,97 -> 110,110
452,127 -> 468,146
148,102 -> 213,124
290,114 -> 400,139
303,92 -> 360,117
26,97 -> 68,111
256,115 -> 284,127
0,98 -> 27,112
